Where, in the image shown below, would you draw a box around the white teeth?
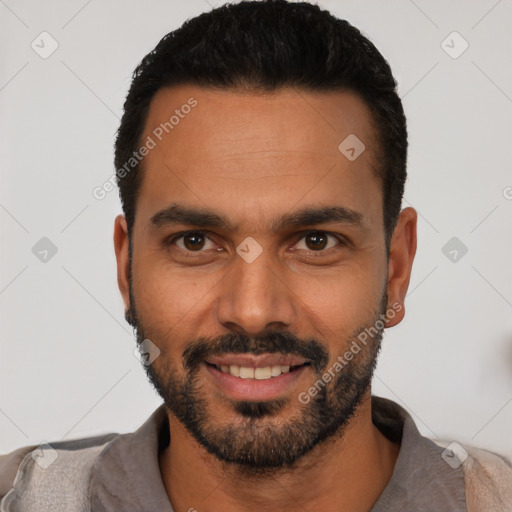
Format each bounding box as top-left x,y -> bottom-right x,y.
217,364 -> 298,379
271,365 -> 282,376
254,367 -> 272,380
239,367 -> 254,379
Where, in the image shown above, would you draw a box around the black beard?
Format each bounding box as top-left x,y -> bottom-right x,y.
129,276 -> 386,470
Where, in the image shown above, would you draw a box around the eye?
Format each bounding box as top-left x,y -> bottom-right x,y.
168,231 -> 216,252
294,231 -> 343,254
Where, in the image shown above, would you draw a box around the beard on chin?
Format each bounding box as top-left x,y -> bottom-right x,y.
129,288 -> 387,471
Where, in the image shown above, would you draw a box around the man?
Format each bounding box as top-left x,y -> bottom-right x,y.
1,1 -> 511,511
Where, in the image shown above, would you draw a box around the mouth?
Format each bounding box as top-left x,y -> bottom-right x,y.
205,361 -> 311,380
203,354 -> 312,401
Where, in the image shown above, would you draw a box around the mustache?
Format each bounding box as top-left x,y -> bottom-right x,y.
182,331 -> 329,374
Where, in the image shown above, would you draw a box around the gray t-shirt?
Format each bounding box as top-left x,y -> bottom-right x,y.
0,396 -> 509,511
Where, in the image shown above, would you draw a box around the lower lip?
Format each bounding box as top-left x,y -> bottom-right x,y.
204,363 -> 309,401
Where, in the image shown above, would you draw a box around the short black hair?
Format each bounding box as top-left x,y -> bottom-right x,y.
114,0 -> 407,253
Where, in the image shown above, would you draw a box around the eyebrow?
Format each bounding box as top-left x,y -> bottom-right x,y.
150,203 -> 367,233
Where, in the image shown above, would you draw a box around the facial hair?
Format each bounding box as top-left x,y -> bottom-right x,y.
128,277 -> 387,470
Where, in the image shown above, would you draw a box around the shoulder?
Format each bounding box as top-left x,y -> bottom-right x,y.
432,439 -> 512,512
0,445 -> 38,499
0,433 -> 119,502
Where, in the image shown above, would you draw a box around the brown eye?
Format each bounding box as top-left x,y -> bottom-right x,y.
294,231 -> 342,253
305,232 -> 328,250
169,231 -> 216,252
182,232 -> 206,251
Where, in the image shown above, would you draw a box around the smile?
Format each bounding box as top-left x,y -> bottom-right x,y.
203,354 -> 311,401
206,362 -> 310,380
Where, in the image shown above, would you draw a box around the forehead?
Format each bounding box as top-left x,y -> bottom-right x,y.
135,84 -> 383,235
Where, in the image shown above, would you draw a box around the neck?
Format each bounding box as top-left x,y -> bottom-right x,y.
159,395 -> 400,512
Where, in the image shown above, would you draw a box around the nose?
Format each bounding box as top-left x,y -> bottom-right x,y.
214,249 -> 296,337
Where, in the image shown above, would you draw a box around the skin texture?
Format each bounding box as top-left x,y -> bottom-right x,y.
114,84 -> 417,512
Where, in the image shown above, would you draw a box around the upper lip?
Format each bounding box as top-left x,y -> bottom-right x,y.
206,353 -> 309,368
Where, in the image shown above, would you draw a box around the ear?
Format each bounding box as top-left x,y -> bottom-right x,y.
385,207 -> 417,327
114,214 -> 131,319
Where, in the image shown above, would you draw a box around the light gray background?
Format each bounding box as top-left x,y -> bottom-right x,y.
1,0 -> 511,457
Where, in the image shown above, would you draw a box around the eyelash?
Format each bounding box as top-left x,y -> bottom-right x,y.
164,230 -> 346,258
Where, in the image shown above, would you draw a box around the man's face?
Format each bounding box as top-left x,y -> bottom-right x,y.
117,85 -> 400,469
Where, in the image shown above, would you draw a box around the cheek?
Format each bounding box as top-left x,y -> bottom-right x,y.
132,258 -> 221,337
293,265 -> 384,340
